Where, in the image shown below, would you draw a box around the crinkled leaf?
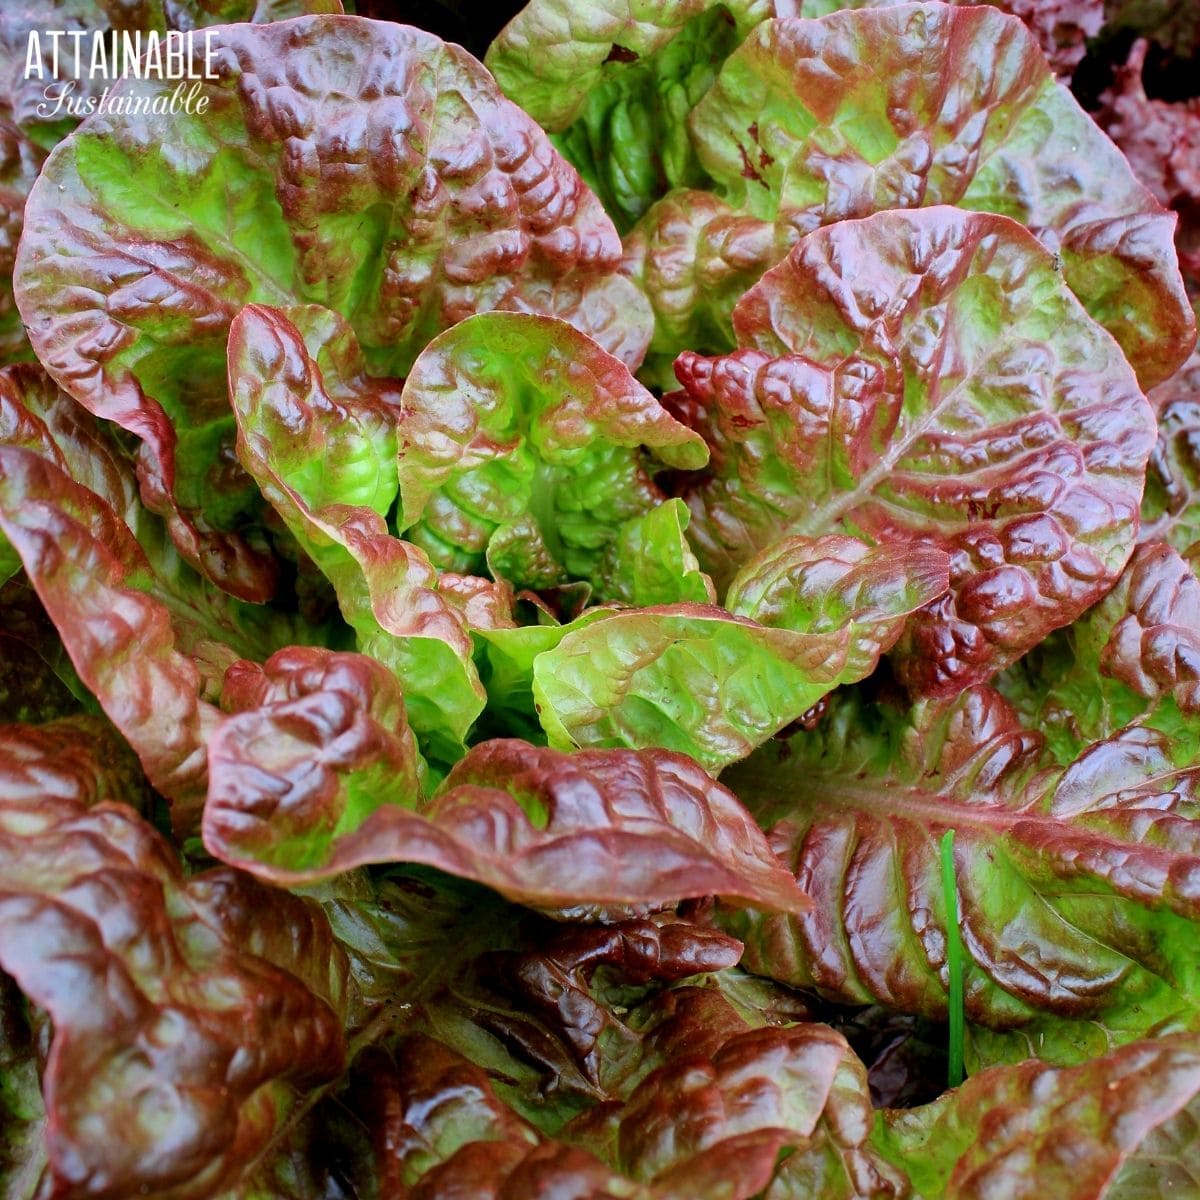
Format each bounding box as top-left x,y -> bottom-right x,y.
631,2 -> 1193,385
533,532 -> 947,770
395,311 -> 706,590
14,15 -> 650,600
356,1013 -> 902,1199
878,1033 -> 1200,1198
0,370 -> 306,830
673,206 -> 1156,694
1097,41 -> 1200,294
205,677 -> 809,911
622,189 -> 782,388
207,645 -> 425,861
722,683 -> 1200,1066
546,5 -> 745,234
316,868 -> 916,1197
228,302 -> 486,766
0,363 -> 300,662
0,790 -> 351,1200
593,499 -> 715,607
0,447 -> 221,829
1143,337 -> 1200,552
486,0 -> 1099,247
727,534 -> 950,640
999,540 -> 1200,762
485,0 -> 780,134
0,1 -> 345,368
0,117 -> 42,367
0,716 -> 147,812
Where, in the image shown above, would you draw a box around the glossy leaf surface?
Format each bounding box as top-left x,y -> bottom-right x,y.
673,207 -> 1156,694
206,692 -> 809,910
533,534 -> 947,770
1000,539 -> 1200,762
14,14 -> 649,598
0,790 -> 351,1200
395,311 -> 706,589
879,1033 -> 1200,1198
630,2 -> 1193,384
723,683 -> 1200,1065
228,303 -> 486,766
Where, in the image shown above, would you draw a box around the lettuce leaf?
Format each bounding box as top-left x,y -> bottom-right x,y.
0,787 -> 352,1199
395,309 -> 707,590
1000,539 -> 1200,762
532,535 -> 948,769
203,651 -> 809,913
228,303 -> 486,767
721,683 -> 1200,1066
629,2 -> 1194,386
14,15 -> 651,599
0,367 -> 303,830
672,206 -> 1156,694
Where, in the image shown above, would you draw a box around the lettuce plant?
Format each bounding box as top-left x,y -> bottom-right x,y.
3,0 -> 1200,1196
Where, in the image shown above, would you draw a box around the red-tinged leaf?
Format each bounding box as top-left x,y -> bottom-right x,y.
671,206 -> 1156,694
489,918 -> 745,1083
14,15 -> 650,600
0,115 -> 42,365
0,491 -> 297,839
621,189 -> 781,387
0,447 -> 220,829
999,540 -> 1200,763
878,1033 -> 1200,1199
1143,340 -> 1200,553
0,363 -> 304,662
0,2 -> 346,368
0,790 -> 351,1200
207,646 -> 425,865
228,304 -> 486,765
532,537 -> 948,770
319,865 -> 913,1196
1097,39 -> 1200,292
438,572 -> 519,631
360,1034 -> 643,1199
0,716 -> 146,810
968,0 -> 1102,76
0,367 -> 309,830
356,1017 -> 905,1199
204,663 -> 809,912
1096,541 -> 1200,713
488,0 -> 1099,263
722,682 -> 1200,1066
627,2 -> 1193,386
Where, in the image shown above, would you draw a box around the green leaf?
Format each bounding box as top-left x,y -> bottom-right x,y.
999,540 -> 1200,763
206,684 -> 810,910
877,1033 -> 1200,1198
592,499 -> 714,607
228,303 -> 486,766
629,2 -> 1193,386
672,206 -> 1156,694
396,311 -> 707,592
721,684 -> 1200,1067
15,14 -> 649,597
533,535 -> 947,770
